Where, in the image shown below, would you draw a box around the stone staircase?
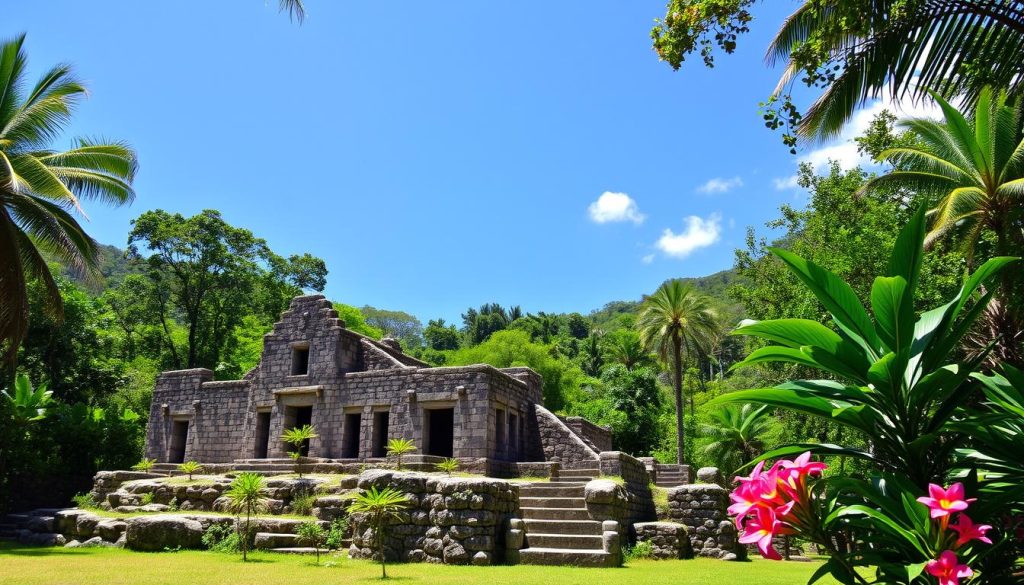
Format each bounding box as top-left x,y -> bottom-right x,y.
653,464 -> 689,488
516,467 -> 618,567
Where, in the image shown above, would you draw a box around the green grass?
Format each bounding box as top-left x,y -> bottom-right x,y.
0,542 -> 838,585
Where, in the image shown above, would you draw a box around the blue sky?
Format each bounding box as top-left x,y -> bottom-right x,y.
8,0 -> 874,324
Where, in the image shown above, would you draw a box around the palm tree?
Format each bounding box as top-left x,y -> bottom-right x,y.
278,0 -> 306,23
700,404 -> 772,477
281,424 -> 318,477
224,472 -> 269,561
637,280 -> 719,465
865,87 -> 1024,365
580,332 -> 604,376
603,330 -> 652,371
0,34 -> 138,364
347,486 -> 409,579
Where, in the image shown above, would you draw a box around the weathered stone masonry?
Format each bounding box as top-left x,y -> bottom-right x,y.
145,295 -> 602,467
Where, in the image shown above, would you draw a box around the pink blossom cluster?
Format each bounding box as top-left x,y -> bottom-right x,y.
918,483 -> 991,585
728,452 -> 826,560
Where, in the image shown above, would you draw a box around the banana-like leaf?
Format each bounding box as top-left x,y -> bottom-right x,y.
887,207 -> 926,306
732,345 -> 865,383
746,443 -> 880,469
769,247 -> 880,357
826,505 -> 927,555
710,388 -> 852,425
871,275 -> 915,354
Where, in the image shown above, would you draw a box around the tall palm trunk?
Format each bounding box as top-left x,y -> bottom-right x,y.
672,333 -> 684,465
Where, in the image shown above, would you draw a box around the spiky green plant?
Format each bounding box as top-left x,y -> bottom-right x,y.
637,280 -> 720,464
347,486 -> 409,579
386,438 -> 416,471
177,461 -> 202,481
224,472 -> 268,561
0,34 -> 138,363
281,424 -> 318,478
435,457 -> 459,476
1,373 -> 53,425
131,458 -> 156,473
699,403 -> 773,477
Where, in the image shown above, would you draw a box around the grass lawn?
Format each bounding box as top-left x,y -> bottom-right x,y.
0,542 -> 836,585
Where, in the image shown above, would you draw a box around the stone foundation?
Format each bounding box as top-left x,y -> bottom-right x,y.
663,484 -> 742,560
634,521 -> 692,559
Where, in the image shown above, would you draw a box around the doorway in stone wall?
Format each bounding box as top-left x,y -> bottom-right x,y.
342,412 -> 361,458
254,411 -> 271,459
371,411 -> 390,457
283,405 -> 313,456
169,419 -> 189,463
424,407 -> 454,457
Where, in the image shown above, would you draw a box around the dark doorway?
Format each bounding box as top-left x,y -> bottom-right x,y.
509,413 -> 519,461
284,405 -> 314,456
342,412 -> 362,458
495,408 -> 506,459
371,411 -> 389,457
254,412 -> 271,459
425,408 -> 455,457
169,420 -> 189,463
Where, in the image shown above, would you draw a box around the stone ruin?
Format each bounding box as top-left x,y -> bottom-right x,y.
2,295 -> 747,566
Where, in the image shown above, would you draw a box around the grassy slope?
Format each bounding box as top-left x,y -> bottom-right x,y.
0,543 -> 837,585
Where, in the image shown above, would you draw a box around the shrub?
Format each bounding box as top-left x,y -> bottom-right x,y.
386,438 -> 416,470
435,458 -> 459,476
281,425 -> 318,478
177,461 -> 202,480
625,540 -> 655,561
290,489 -> 315,516
296,520 -> 327,564
325,517 -> 350,550
224,472 -> 268,561
347,486 -> 409,578
71,492 -> 98,510
202,524 -> 240,553
140,493 -> 154,506
131,458 -> 156,472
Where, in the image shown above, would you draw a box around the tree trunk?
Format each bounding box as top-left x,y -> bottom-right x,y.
673,334 -> 685,465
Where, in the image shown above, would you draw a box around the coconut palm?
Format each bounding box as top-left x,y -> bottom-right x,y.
0,34 -> 138,364
347,486 -> 409,579
224,472 -> 269,561
866,87 -> 1024,365
602,330 -> 652,371
278,0 -> 306,23
700,403 -> 772,477
638,280 -> 719,465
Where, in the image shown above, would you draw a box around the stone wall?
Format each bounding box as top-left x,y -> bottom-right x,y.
564,417 -> 613,452
533,404 -> 599,464
663,484 -> 742,560
633,521 -> 692,559
348,469 -> 518,565
596,451 -> 656,529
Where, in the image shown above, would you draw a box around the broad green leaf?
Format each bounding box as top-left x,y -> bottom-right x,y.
887,206 -> 926,297
827,505 -> 926,555
730,346 -> 824,372
709,388 -> 859,429
769,247 -> 880,357
746,443 -> 879,469
870,276 -> 914,353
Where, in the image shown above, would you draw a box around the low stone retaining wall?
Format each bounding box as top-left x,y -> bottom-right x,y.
592,451 -> 656,532
663,484 -> 742,560
634,521 -> 692,559
348,469 -> 519,565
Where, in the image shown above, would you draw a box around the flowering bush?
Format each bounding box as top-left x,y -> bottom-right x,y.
730,453 -> 997,585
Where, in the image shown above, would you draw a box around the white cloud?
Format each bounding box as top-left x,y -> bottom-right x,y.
587,191 -> 645,224
798,88 -> 944,173
773,175 -> 800,190
655,213 -> 722,259
696,176 -> 743,194
641,254 -> 655,264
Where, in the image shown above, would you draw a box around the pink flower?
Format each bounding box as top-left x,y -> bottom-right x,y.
783,451 -> 828,478
950,514 -> 993,547
917,483 -> 976,519
925,550 -> 973,585
737,506 -> 783,560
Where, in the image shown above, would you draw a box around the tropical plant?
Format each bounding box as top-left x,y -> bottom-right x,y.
715,207 -> 1017,488
638,280 -> 719,465
290,488 -> 315,516
281,424 -> 317,477
435,457 -> 459,476
325,516 -> 350,550
865,87 -> 1024,366
700,403 -> 773,477
278,0 -> 305,23
347,486 -> 409,579
0,34 -> 138,363
651,0 -> 1024,144
296,520 -> 326,564
224,472 -> 269,561
2,373 -> 53,425
386,438 -> 416,470
131,458 -> 156,473
177,460 -> 202,481
602,330 -> 653,371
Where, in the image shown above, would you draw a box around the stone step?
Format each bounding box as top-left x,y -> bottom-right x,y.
517,548 -> 615,567
517,485 -> 585,498
521,507 -> 591,521
519,497 -> 586,509
523,519 -> 602,536
551,476 -> 597,483
254,532 -> 299,549
558,468 -> 599,477
526,533 -> 604,549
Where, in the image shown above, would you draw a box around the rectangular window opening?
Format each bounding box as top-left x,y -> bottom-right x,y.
291,345 -> 310,375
